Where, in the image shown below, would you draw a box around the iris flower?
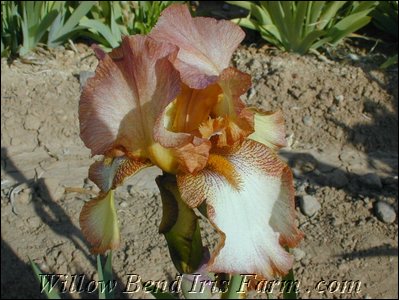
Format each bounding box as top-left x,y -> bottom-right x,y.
79,4 -> 303,280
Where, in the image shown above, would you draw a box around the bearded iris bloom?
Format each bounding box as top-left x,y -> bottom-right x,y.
79,4 -> 303,280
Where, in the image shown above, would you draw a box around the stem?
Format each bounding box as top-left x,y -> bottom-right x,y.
221,274 -> 246,299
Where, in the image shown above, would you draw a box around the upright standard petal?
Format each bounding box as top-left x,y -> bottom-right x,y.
79,35 -> 180,169
150,4 -> 245,89
177,140 -> 303,279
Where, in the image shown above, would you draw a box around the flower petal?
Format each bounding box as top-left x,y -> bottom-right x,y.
150,4 -> 245,89
248,110 -> 287,150
79,35 -> 180,158
211,68 -> 254,147
79,190 -> 119,254
154,96 -> 212,174
177,139 -> 303,278
89,156 -> 152,192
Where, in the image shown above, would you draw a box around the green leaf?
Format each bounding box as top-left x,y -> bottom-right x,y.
293,1 -> 309,38
80,18 -> 120,48
328,15 -> 372,45
55,1 -> 95,38
29,258 -> 61,299
267,1 -> 289,41
230,17 -> 259,31
297,29 -> 326,54
110,6 -> 122,43
34,10 -> 59,45
282,269 -> 298,299
221,274 -> 245,299
227,1 -> 271,25
97,252 -> 116,299
351,1 -> 378,14
317,1 -> 346,30
305,1 -> 324,34
156,174 -> 203,275
380,54 -> 398,69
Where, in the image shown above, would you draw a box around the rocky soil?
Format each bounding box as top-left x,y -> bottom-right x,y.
1,41 -> 398,299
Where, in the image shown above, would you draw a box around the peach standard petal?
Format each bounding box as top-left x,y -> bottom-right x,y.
79,35 -> 180,162
150,4 -> 245,89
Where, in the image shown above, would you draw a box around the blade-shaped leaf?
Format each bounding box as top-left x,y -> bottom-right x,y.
34,10 -> 59,45
29,258 -> 61,299
293,1 -> 309,39
220,274 -> 246,299
282,269 -> 297,299
306,1 -> 325,33
57,1 -> 95,36
297,29 -> 326,54
329,15 -> 372,44
97,252 -> 115,299
380,54 -> 398,69
80,18 -> 120,48
156,174 -> 203,275
317,1 -> 346,30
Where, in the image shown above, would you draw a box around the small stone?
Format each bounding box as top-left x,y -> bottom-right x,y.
374,201 -> 396,224
18,189 -> 32,204
79,71 -> 95,90
120,201 -> 128,208
360,173 -> 382,189
292,248 -> 305,261
302,115 -> 313,126
299,195 -> 321,217
334,95 -> 344,106
38,261 -> 50,273
292,167 -> 302,178
335,95 -> 344,102
27,216 -> 41,229
65,50 -> 75,57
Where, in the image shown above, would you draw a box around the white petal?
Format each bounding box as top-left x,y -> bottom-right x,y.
177,140 -> 303,278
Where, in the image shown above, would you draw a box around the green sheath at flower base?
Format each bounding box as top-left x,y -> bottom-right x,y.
156,173 -> 203,274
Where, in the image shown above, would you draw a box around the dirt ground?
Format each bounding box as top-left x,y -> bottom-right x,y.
1,40 -> 398,299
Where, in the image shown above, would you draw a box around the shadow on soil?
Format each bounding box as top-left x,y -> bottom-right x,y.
338,244 -> 398,260
280,90 -> 398,200
1,147 -> 128,299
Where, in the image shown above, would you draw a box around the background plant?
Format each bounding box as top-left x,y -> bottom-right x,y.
372,1 -> 398,40
372,1 -> 398,68
1,1 -> 96,57
226,1 -> 378,54
79,1 -> 183,50
1,1 -> 185,57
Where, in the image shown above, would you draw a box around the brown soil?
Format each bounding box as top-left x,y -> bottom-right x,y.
1,42 -> 398,299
